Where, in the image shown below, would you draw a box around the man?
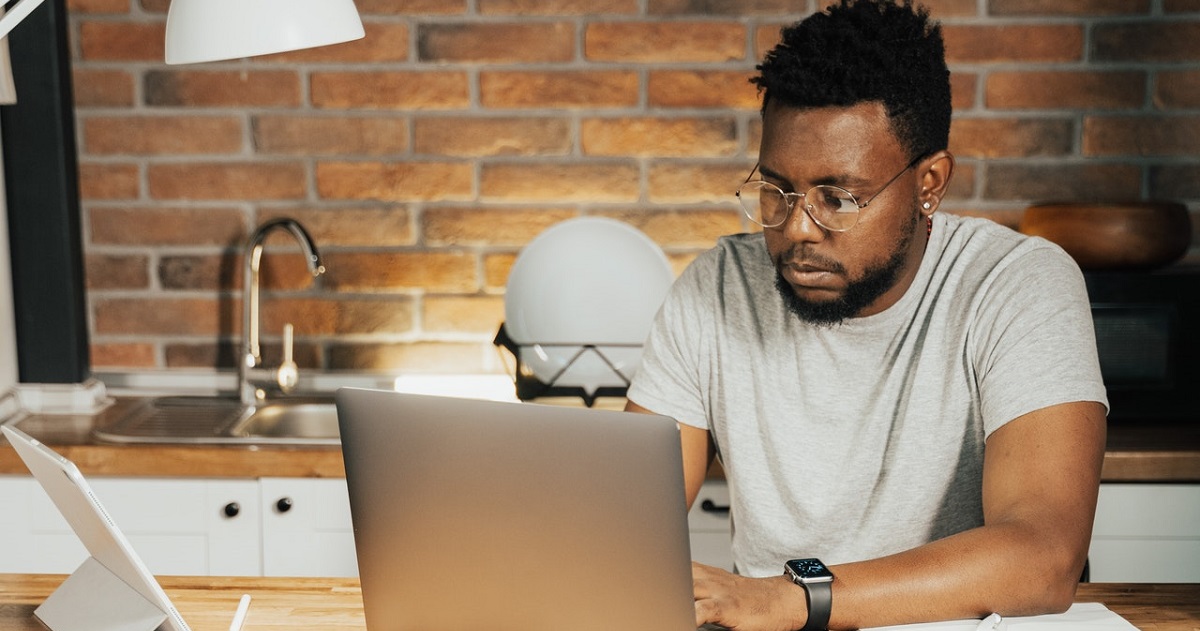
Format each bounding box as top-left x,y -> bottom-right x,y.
624,1 -> 1109,629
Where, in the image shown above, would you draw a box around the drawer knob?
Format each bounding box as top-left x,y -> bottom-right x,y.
223,502 -> 240,518
276,497 -> 294,513
700,499 -> 730,516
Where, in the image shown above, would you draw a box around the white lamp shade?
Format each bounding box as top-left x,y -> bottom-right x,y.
164,0 -> 365,65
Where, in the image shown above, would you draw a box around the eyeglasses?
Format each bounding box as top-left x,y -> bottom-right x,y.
735,155 -> 923,232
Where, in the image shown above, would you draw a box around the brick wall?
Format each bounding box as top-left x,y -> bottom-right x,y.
70,0 -> 1200,375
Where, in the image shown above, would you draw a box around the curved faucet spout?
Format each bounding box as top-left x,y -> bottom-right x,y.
241,218 -> 326,405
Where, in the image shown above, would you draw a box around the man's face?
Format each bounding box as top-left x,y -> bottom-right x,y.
758,101 -> 927,325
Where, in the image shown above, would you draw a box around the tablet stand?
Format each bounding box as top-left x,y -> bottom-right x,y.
493,323 -> 636,407
35,556 -> 168,631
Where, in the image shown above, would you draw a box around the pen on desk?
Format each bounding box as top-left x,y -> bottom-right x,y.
973,612 -> 1002,631
229,593 -> 252,631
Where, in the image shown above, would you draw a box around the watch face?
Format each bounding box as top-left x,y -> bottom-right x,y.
787,558 -> 833,581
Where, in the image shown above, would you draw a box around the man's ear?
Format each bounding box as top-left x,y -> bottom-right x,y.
918,150 -> 954,215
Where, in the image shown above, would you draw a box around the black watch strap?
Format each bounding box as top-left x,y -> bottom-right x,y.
800,579 -> 831,631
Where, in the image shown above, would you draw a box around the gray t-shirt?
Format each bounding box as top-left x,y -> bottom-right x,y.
627,213 -> 1108,577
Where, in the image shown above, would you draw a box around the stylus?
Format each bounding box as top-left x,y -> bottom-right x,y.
229,593 -> 252,631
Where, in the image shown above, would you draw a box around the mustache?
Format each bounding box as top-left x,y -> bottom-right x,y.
773,245 -> 845,275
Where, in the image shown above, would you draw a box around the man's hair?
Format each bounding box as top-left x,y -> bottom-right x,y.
751,0 -> 951,160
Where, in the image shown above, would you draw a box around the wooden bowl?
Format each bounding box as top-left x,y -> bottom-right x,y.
1018,201 -> 1193,271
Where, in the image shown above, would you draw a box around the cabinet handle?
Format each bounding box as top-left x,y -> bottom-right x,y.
223,502 -> 240,518
275,497 -> 294,513
700,499 -> 730,516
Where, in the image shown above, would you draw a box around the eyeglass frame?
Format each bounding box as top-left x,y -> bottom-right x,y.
735,153 -> 926,232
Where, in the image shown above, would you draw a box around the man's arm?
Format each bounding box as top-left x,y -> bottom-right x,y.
687,400 -> 1107,630
625,399 -> 714,510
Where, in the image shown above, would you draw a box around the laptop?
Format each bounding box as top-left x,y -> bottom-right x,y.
335,387 -> 699,631
1,424 -> 190,631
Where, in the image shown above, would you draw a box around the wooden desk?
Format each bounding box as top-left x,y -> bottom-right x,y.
0,575 -> 1196,630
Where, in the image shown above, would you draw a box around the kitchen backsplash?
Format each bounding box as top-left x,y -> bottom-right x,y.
69,0 -> 1200,375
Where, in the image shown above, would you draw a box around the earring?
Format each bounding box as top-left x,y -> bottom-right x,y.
922,201 -> 933,210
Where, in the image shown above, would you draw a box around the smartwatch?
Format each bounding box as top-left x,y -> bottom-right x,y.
784,558 -> 834,631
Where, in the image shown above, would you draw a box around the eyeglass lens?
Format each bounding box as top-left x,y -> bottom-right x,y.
737,181 -> 860,231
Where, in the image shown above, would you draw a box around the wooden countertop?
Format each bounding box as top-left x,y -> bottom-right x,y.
0,575 -> 1196,630
2,398 -> 1199,482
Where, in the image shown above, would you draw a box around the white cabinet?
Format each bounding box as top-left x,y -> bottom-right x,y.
259,477 -> 357,577
688,479 -> 734,571
1089,483 -> 1200,583
0,475 -> 260,576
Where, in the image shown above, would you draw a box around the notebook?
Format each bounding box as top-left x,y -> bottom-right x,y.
335,387 -> 699,631
1,424 -> 190,631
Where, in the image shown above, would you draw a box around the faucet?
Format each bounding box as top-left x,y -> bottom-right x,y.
240,218 -> 326,406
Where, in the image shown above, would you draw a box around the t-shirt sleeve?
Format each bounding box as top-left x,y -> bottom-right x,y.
971,241 -> 1109,437
627,255 -> 713,430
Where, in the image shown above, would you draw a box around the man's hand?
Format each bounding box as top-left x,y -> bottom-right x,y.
692,562 -> 808,631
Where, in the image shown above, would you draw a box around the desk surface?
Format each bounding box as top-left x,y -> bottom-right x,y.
0,575 -> 1197,630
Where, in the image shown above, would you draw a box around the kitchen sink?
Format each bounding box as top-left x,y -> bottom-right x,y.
93,395 -> 340,446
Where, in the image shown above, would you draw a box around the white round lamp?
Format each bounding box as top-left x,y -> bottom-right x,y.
164,0 -> 365,65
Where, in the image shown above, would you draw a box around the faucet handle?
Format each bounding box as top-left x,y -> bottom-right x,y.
277,323 -> 299,393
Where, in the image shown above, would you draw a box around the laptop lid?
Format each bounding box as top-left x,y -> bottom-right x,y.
336,388 -> 697,631
2,424 -> 190,631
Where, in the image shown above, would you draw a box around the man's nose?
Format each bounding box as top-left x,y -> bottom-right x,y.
781,202 -> 826,243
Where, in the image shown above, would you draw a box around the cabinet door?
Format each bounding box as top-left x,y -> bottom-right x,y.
688,480 -> 734,571
0,475 -> 261,576
260,477 -> 357,577
1089,483 -> 1200,583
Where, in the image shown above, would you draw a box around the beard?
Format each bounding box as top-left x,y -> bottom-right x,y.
773,215 -> 918,327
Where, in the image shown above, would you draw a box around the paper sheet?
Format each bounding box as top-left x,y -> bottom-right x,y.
863,603 -> 1139,631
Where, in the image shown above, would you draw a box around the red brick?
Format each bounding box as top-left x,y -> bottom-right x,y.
480,162 -> 640,202
95,298 -> 230,335
158,255 -> 236,290
1165,0 -> 1200,10
986,71 -> 1146,109
479,0 -> 637,13
648,71 -> 761,109
597,209 -> 742,248
951,73 -> 977,111
422,296 -> 504,334
90,343 -> 158,369
418,22 -> 574,63
260,23 -> 409,63
323,251 -> 479,292
1093,21 -> 1200,62
262,298 -> 416,336
257,207 -> 415,247
1157,70 -> 1200,109
82,116 -> 243,155
163,343 -> 238,370
311,71 -> 470,110
648,162 -> 752,203
68,0 -> 129,13
480,70 -> 638,109
358,0 -> 467,13
139,0 -> 168,11
253,116 -> 409,156
73,69 -> 134,107
90,207 -> 247,245
586,22 -> 746,62
145,70 -> 301,107
86,254 -> 149,290
648,0 -> 799,14
920,0 -> 980,15
413,117 -> 570,157
328,342 -> 489,373
1150,164 -> 1200,199
582,117 -> 739,157
79,21 -> 164,61
78,163 -> 139,200
984,164 -> 1142,201
943,25 -> 1083,63
484,253 -> 517,291
422,207 -> 578,246
949,118 -> 1073,159
1083,116 -> 1200,157
945,163 -> 976,201
149,163 -> 308,200
989,0 -> 1150,14
316,162 -> 473,202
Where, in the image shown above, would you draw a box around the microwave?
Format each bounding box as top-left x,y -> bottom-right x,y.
1083,264 -> 1200,423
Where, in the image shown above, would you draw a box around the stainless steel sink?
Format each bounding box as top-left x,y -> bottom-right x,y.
93,395 -> 339,446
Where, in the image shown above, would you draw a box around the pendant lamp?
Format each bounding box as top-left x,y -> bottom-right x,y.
164,0 -> 365,65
